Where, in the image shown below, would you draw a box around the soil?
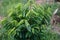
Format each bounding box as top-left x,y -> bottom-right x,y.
51,25 -> 60,34
0,16 -> 3,20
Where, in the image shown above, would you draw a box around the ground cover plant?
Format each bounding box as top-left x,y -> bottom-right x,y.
0,0 -> 60,40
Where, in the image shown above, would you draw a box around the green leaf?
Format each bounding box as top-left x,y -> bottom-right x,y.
25,20 -> 31,32
17,19 -> 24,27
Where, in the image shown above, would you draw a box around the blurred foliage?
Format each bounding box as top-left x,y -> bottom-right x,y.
0,0 -> 28,16
0,0 -> 59,16
0,0 -> 60,40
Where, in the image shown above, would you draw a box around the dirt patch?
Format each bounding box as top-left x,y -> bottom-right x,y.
0,16 -> 3,21
51,25 -> 60,34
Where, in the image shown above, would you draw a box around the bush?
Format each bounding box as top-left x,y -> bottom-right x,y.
0,1 -> 59,40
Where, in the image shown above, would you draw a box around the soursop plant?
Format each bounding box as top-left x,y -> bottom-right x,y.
0,1 -> 58,40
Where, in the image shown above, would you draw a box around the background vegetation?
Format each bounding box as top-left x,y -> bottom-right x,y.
0,0 -> 28,16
